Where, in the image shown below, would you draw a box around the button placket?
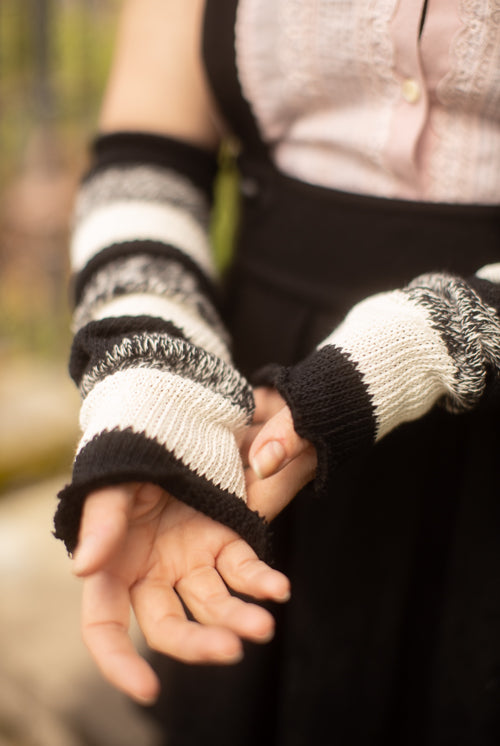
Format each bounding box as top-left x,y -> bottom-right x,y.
384,0 -> 430,194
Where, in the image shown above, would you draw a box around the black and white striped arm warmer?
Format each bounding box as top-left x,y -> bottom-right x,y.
54,133 -> 269,559
257,265 -> 500,488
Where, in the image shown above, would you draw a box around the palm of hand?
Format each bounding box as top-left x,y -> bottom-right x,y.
76,483 -> 289,704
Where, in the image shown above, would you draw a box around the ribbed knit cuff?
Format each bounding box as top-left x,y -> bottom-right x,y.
55,428 -> 271,562
255,345 -> 377,489
88,131 -> 218,194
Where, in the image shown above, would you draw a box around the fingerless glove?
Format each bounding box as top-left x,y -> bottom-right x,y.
54,133 -> 269,559
257,266 -> 500,488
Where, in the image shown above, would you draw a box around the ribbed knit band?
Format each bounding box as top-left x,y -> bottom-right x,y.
256,347 -> 376,488
55,429 -> 271,561
256,269 -> 500,492
87,132 -> 218,192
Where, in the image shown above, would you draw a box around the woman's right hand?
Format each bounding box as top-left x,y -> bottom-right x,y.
73,482 -> 291,705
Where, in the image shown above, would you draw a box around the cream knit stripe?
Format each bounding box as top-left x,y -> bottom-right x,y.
321,290 -> 456,440
71,200 -> 215,279
75,165 -> 209,226
85,294 -> 230,362
77,368 -> 248,500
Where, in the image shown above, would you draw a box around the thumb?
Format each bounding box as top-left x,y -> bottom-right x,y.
72,485 -> 135,576
249,405 -> 311,479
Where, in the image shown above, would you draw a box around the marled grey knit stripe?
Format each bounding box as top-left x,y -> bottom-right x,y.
405,273 -> 500,413
75,165 -> 210,228
73,254 -> 228,343
79,332 -> 254,416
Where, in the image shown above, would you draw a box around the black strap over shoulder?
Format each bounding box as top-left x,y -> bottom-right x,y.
202,0 -> 270,162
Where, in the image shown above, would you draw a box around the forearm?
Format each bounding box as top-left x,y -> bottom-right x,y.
54,132 -> 272,560
256,266 -> 500,488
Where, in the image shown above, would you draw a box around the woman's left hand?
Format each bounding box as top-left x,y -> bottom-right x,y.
240,387 -> 318,521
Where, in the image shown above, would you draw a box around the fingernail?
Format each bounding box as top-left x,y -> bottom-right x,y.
72,534 -> 98,574
135,693 -> 158,707
278,589 -> 291,603
257,627 -> 275,644
251,441 -> 286,479
221,648 -> 244,664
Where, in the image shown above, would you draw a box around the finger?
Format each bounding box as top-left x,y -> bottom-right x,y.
217,538 -> 291,603
73,485 -> 136,576
246,445 -> 317,520
175,565 -> 276,642
132,579 -> 243,665
249,405 -> 312,479
82,571 -> 160,705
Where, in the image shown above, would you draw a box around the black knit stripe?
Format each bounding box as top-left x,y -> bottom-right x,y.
85,132 -> 218,198
73,241 -> 221,310
54,428 -> 271,561
405,274 -> 500,411
255,345 -> 376,488
76,163 -> 210,227
73,254 -> 228,343
71,318 -> 253,411
467,276 -> 500,317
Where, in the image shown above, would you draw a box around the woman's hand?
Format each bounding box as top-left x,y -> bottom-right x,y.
241,387 -> 318,521
73,483 -> 290,705
71,389 -> 314,706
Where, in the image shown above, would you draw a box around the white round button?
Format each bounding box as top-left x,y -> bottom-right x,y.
401,78 -> 421,104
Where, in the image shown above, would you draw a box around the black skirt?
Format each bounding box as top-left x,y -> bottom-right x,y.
148,3 -> 500,744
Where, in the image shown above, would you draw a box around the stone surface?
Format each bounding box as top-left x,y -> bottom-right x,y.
0,356 -> 80,489
0,476 -> 162,746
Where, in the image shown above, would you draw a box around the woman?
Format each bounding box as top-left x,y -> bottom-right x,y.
55,1 -> 500,743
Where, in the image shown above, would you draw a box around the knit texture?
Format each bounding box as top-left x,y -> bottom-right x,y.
54,133 -> 270,560
257,269 -> 500,490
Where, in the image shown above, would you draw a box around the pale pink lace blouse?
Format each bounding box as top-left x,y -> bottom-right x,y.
235,0 -> 500,203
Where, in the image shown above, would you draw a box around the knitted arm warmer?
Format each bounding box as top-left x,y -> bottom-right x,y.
257,265 -> 500,488
54,132 -> 269,559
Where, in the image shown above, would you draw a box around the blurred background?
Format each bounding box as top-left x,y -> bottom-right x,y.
0,1 -> 163,743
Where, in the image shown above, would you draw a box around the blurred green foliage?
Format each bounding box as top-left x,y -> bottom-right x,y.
0,0 -> 120,184
212,142 -> 240,274
0,0 -> 120,357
